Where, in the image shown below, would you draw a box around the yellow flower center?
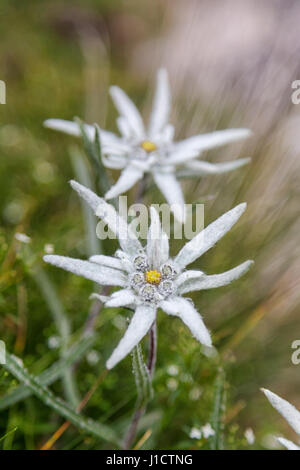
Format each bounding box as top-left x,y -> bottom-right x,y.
145,270 -> 161,285
141,140 -> 157,153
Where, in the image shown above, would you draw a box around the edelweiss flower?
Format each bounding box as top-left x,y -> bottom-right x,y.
44,69 -> 251,223
44,181 -> 253,369
262,388 -> 300,450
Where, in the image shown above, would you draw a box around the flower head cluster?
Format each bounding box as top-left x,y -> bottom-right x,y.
129,254 -> 177,303
44,69 -> 251,223
262,388 -> 300,450
44,180 -> 253,370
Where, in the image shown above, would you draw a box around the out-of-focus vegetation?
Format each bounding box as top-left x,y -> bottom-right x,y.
0,0 -> 300,450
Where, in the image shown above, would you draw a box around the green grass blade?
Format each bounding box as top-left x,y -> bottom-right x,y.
93,124 -> 112,196
3,353 -> 119,445
0,426 -> 18,443
209,367 -> 226,450
132,342 -> 153,409
32,266 -> 80,407
0,335 -> 95,411
75,119 -> 116,204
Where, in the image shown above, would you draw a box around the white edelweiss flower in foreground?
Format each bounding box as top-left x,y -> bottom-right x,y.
44,69 -> 252,223
44,181 -> 253,369
262,388 -> 300,450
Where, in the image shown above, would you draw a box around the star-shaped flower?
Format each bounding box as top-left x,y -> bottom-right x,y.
44,69 -> 251,223
262,388 -> 300,450
44,181 -> 253,369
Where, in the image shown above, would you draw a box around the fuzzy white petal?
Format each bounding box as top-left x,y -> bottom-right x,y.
115,250 -> 134,273
177,261 -> 253,294
44,119 -> 90,137
44,119 -> 119,146
101,154 -> 127,170
277,437 -> 300,450
110,86 -> 145,139
116,116 -> 132,140
105,164 -> 144,200
148,68 -> 170,138
89,255 -> 125,271
106,304 -> 156,369
44,255 -> 127,287
96,202 -> 143,256
166,149 -> 201,166
175,203 -> 247,269
160,297 -> 212,347
169,128 -> 251,165
179,158 -> 251,175
105,289 -> 136,307
90,293 -> 110,303
147,206 -> 169,269
160,124 -> 175,144
153,171 -> 186,224
102,141 -> 132,155
175,270 -> 205,287
70,180 -> 142,255
99,131 -> 129,147
262,389 -> 300,435
70,179 -> 103,212
160,231 -> 170,266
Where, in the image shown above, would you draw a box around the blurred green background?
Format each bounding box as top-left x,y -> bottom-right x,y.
0,0 -> 300,450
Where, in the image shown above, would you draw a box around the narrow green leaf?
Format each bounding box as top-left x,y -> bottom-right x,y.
131,342 -> 153,409
0,335 -> 95,410
75,119 -> 112,195
93,124 -> 112,196
3,353 -> 119,445
32,266 -> 80,407
0,426 -> 18,443
75,118 -> 118,208
75,117 -> 96,164
209,367 -> 226,450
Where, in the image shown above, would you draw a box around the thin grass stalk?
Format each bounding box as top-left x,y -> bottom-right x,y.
32,267 -> 80,407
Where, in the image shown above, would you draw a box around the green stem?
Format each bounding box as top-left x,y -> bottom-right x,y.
123,322 -> 156,449
209,367 -> 226,450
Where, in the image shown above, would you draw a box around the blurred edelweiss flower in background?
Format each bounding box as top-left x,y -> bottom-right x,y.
44,69 -> 251,223
43,180 -> 253,369
244,427 -> 255,445
189,423 -> 215,440
262,388 -> 300,450
44,243 -> 54,254
189,427 -> 202,439
14,232 -> 31,244
47,335 -> 60,350
201,423 -> 215,439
